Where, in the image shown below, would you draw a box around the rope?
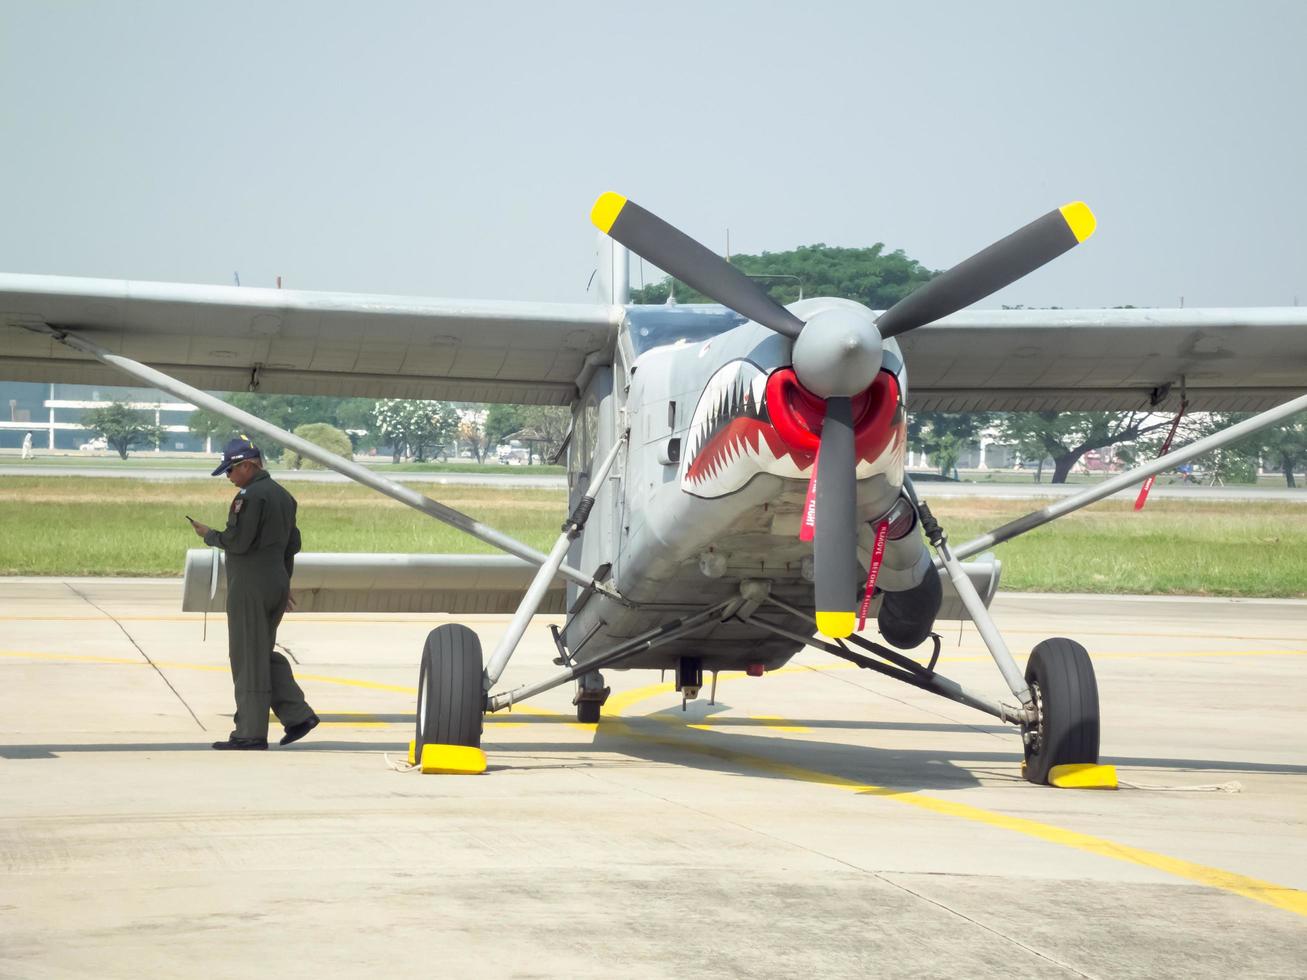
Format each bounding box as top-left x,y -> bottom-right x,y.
384,752 -> 417,773
1119,779 -> 1242,793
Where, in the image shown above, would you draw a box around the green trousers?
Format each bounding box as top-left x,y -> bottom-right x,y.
227,582 -> 313,740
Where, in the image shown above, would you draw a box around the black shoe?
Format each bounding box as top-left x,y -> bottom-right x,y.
280,713 -> 320,746
211,737 -> 268,750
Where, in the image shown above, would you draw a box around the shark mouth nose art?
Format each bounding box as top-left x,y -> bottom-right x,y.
680,359 -> 903,498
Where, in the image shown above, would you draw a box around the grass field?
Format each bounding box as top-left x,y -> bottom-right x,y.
0,476 -> 1303,597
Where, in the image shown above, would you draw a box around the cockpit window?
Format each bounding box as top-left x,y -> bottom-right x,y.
626,305 -> 747,357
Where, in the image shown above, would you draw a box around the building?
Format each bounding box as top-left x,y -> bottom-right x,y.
0,381 -> 208,452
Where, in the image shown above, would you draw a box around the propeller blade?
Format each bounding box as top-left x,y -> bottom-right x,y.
813,395 -> 857,638
875,202 -> 1096,340
591,192 -> 806,339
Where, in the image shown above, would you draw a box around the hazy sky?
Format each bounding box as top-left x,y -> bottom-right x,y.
2,1 -> 1304,310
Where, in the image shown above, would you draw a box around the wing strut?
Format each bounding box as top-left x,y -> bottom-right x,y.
950,389 -> 1307,560
29,324 -> 605,594
481,432 -> 628,691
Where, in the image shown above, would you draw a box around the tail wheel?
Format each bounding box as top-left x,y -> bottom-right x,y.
1022,638 -> 1100,785
576,700 -> 601,724
415,624 -> 484,758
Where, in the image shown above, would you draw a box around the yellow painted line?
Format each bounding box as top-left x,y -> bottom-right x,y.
4,648 -> 1307,915
287,671 -> 415,694
606,681 -> 676,715
605,679 -> 1307,920
320,721 -> 388,728
307,712 -> 391,729
0,649 -> 595,729
0,649 -> 417,694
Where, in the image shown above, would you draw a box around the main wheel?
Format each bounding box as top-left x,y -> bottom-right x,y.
576,700 -> 601,724
415,624 -> 484,757
1022,637 -> 1100,785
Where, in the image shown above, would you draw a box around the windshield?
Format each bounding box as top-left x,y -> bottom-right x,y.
625,305 -> 747,357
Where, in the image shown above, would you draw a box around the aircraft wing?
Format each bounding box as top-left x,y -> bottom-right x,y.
0,273 -> 620,405
894,307 -> 1307,412
182,551 -> 566,615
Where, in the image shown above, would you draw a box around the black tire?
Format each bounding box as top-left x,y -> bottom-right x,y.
415,624 -> 483,756
1022,637 -> 1100,785
576,700 -> 601,724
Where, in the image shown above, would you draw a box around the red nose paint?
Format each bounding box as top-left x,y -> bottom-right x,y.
765,368 -> 901,465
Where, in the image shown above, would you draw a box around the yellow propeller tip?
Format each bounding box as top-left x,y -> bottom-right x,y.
590,192 -> 628,234
1059,201 -> 1096,243
816,610 -> 856,639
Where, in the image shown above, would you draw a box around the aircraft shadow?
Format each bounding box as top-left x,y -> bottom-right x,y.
5,721 -> 1302,792
316,710 -> 1012,735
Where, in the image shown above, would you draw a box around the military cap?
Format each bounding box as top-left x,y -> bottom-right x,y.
211,435 -> 262,476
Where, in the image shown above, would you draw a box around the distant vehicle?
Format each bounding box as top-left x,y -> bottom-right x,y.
78,436 -> 107,451
1082,451 -> 1109,472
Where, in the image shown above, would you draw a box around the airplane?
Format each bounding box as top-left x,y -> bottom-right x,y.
2,194 -> 1306,783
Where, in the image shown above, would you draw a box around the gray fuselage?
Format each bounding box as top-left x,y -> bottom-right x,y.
559,300 -> 919,672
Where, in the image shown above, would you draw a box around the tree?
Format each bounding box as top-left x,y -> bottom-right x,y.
81,403 -> 162,460
283,423 -> 354,469
520,406 -> 571,462
997,411 -> 1180,484
630,243 -> 938,311
1252,415 -> 1307,488
909,412 -> 994,478
187,393 -> 348,460
484,404 -> 528,453
457,414 -> 491,463
334,398 -> 381,451
186,406 -> 231,449
372,400 -> 459,462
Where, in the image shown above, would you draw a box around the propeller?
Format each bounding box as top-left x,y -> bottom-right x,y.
591,193 -> 805,339
592,193 -> 1095,637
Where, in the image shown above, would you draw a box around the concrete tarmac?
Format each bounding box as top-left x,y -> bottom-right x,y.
2,581 -> 1305,979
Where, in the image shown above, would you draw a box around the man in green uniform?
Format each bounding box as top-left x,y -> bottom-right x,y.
191,436 -> 319,750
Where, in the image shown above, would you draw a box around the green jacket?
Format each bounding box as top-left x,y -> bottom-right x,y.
204,469 -> 302,588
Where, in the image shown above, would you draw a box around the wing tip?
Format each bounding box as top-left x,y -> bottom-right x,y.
590,192 -> 628,234
1059,201 -> 1096,243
